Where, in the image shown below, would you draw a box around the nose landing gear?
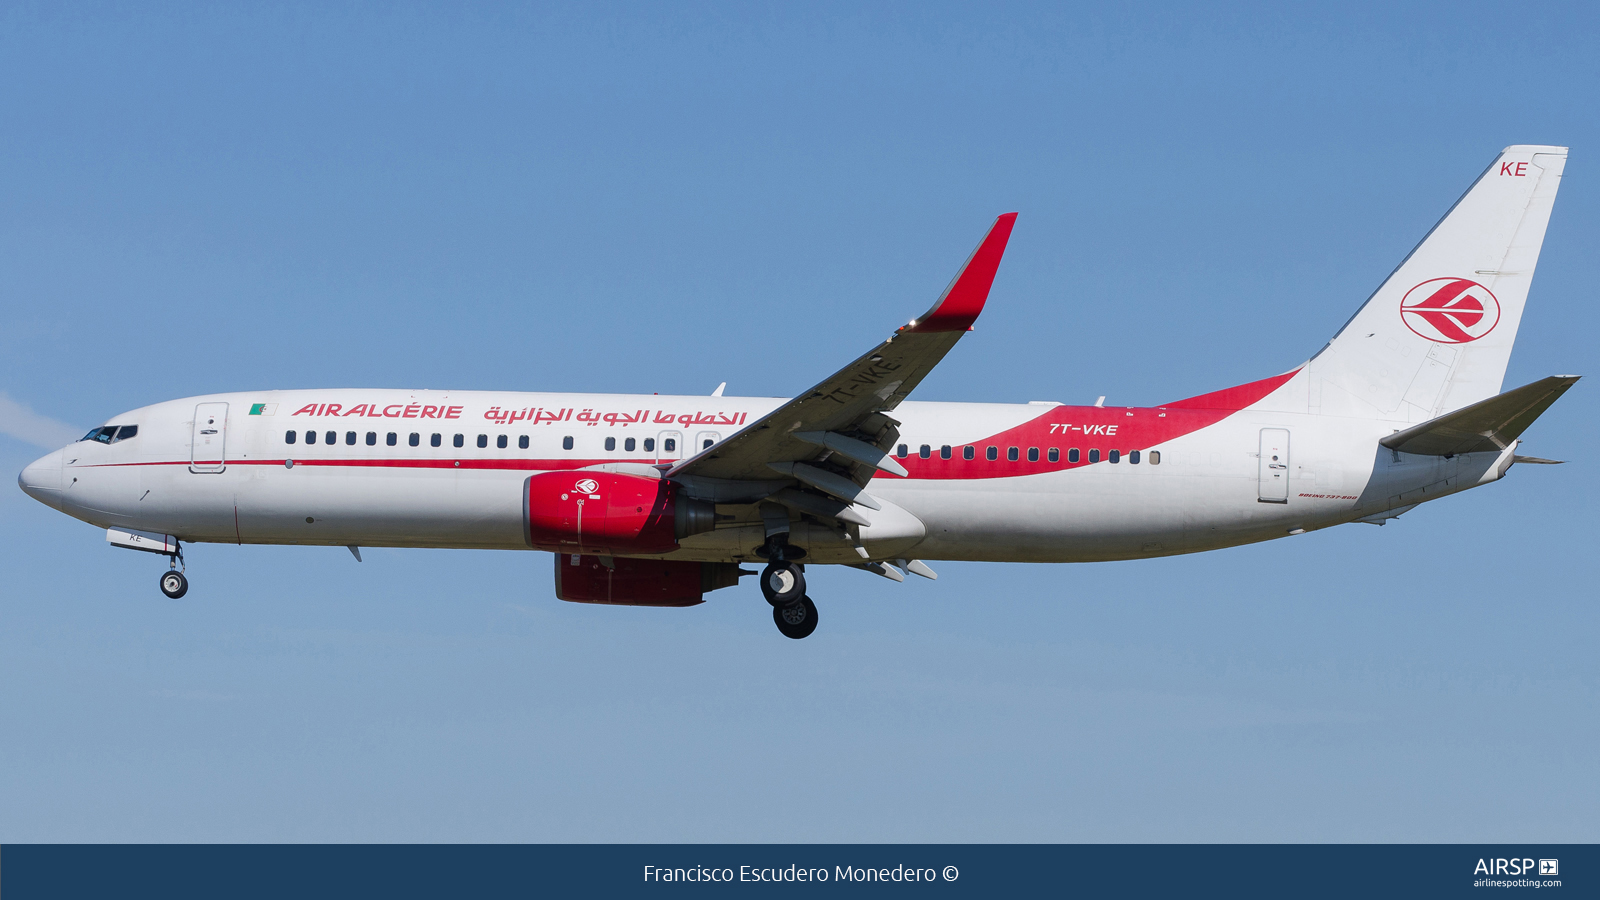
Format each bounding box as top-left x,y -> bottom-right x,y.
159,541 -> 187,599
159,569 -> 189,599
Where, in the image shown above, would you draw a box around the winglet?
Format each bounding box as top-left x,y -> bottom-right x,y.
904,212 -> 1018,333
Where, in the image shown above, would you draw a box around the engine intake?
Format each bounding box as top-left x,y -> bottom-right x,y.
524,471 -> 715,555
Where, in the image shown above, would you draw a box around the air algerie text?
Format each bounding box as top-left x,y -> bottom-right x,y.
291,403 -> 463,419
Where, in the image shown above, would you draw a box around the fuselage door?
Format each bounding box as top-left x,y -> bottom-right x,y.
1258,428 -> 1289,503
694,431 -> 721,453
190,402 -> 229,473
655,430 -> 683,465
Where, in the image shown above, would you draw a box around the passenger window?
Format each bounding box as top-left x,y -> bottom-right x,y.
919,444 -> 931,459
476,434 -> 487,448
285,430 -> 297,444
366,432 -> 376,446
605,437 -> 616,451
1149,450 -> 1161,465
408,433 -> 419,447
518,436 -> 529,450
387,433 -> 397,446
1109,450 -> 1121,463
306,431 -> 317,445
940,445 -> 951,460
1027,447 -> 1039,462
1048,448 -> 1059,462
702,438 -> 713,450
897,444 -> 908,458
1068,448 -> 1080,463
986,446 -> 998,461
644,438 -> 655,452
497,435 -> 507,449
1007,447 -> 1019,461
325,431 -> 336,445
453,434 -> 464,448
430,433 -> 442,447
625,437 -> 636,452
1130,450 -> 1140,464
962,446 -> 974,460
1088,449 -> 1100,463
563,436 -> 574,451
346,432 -> 357,445
664,438 -> 676,452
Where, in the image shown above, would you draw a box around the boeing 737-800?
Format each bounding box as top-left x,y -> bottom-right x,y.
18,145 -> 1577,638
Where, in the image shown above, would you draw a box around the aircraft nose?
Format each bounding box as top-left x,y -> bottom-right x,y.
18,447 -> 66,511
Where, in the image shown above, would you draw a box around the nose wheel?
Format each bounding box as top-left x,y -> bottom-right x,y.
159,570 -> 189,599
773,595 -> 818,639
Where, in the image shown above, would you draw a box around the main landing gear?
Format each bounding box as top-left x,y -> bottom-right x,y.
759,535 -> 817,639
772,594 -> 818,640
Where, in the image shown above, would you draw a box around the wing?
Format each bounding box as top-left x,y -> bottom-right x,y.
668,213 -> 1017,502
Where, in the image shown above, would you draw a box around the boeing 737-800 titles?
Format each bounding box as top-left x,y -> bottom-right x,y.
18,145 -> 1577,638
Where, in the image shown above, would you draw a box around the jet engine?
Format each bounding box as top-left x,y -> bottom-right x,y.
554,554 -> 745,606
524,471 -> 716,555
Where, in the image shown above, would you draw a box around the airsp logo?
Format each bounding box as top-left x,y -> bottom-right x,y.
1400,277 -> 1501,343
574,478 -> 600,495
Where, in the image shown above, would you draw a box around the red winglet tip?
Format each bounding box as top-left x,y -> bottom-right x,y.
907,213 -> 1018,333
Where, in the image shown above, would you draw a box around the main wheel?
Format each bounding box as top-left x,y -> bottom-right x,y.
159,570 -> 188,599
773,595 -> 818,640
760,561 -> 806,607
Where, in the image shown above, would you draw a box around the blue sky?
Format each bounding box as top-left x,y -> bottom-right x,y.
1,2 -> 1596,841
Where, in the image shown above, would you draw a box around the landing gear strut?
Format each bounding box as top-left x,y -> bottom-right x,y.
158,541 -> 187,598
773,595 -> 818,639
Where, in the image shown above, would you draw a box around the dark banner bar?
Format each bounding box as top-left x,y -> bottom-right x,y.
3,844 -> 1592,898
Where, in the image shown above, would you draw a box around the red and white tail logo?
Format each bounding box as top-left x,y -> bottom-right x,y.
1400,278 -> 1500,343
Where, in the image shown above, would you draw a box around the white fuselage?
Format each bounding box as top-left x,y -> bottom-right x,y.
23,383 -> 1512,565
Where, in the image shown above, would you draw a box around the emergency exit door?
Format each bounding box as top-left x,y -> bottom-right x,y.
1258,428 -> 1289,503
655,431 -> 683,465
190,402 -> 229,473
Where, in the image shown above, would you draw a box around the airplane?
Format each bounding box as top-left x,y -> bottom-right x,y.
17,144 -> 1577,639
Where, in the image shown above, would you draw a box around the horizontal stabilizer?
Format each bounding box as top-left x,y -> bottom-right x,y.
1380,375 -> 1579,456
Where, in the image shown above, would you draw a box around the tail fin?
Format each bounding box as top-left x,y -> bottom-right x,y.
1304,145 -> 1567,422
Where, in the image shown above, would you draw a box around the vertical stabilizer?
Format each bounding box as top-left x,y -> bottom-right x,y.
1304,145 -> 1566,421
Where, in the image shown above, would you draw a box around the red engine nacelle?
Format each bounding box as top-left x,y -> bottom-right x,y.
524,471 -> 715,555
554,554 -> 745,607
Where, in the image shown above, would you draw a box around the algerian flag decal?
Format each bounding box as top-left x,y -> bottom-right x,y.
249,403 -> 278,416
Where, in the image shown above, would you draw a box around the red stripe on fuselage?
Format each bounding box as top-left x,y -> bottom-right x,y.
80,457 -> 637,471
895,368 -> 1299,480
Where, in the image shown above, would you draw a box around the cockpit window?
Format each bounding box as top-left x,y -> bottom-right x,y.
80,425 -> 137,444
